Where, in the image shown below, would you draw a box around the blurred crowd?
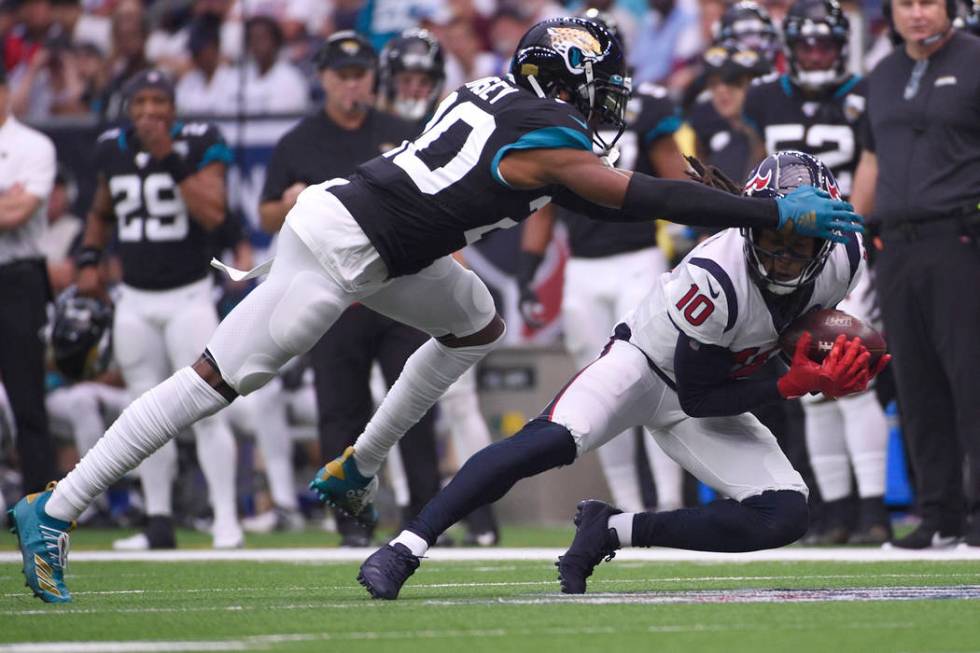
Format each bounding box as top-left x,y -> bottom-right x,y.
0,0 -> 939,124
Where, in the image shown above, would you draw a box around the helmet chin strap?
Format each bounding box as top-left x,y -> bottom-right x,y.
526,74 -> 547,98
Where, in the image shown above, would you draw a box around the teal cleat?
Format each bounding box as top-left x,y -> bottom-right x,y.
309,446 -> 379,526
8,482 -> 75,603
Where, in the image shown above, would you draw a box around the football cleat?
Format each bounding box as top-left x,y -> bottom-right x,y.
8,483 -> 75,603
357,543 -> 421,600
309,446 -> 379,526
556,499 -> 622,595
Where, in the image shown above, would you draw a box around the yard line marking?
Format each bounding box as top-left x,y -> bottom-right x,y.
2,546 -> 979,564
4,572 -> 977,600
0,620 -> 944,653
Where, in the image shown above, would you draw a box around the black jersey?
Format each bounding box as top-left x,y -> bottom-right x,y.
557,82 -> 680,259
688,94 -> 755,183
95,122 -> 233,290
329,76 -> 593,277
744,74 -> 867,196
261,109 -> 416,202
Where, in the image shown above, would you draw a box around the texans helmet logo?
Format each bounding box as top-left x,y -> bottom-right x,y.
743,168 -> 772,194
827,177 -> 842,200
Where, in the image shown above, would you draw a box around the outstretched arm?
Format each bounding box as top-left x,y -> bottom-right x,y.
497,148 -> 862,243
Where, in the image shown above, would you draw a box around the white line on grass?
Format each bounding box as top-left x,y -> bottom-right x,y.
2,546 -> 979,564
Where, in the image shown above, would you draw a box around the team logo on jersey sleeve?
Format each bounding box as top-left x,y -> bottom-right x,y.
743,168 -> 772,194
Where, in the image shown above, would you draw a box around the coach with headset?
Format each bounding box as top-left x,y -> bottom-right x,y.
852,0 -> 980,549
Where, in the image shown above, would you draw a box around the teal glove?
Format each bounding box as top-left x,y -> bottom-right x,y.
775,185 -> 864,244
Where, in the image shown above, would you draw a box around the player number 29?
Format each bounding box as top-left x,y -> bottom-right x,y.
675,283 -> 715,326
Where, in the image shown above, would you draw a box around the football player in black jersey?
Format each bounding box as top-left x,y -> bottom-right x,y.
378,29 -> 446,126
744,0 -> 867,196
688,43 -> 770,182
11,18 -> 862,603
74,70 -> 242,551
516,9 -> 688,518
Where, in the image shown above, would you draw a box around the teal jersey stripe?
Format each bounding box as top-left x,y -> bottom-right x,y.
643,114 -> 682,145
199,143 -> 234,169
491,127 -> 592,188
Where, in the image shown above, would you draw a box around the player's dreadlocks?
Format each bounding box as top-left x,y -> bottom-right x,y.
684,155 -> 742,195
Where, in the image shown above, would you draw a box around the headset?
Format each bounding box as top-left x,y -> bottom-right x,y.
882,0 -> 957,45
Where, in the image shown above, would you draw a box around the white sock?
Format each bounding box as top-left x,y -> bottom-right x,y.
46,367 -> 229,522
391,530 -> 429,557
248,381 -> 298,511
644,431 -> 685,511
607,513 -> 634,548
353,335 -> 501,476
193,414 -> 239,529
803,400 -> 851,502
839,392 -> 889,498
137,441 -> 178,517
596,432 -> 644,513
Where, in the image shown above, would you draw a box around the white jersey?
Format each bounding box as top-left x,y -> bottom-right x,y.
623,228 -> 865,382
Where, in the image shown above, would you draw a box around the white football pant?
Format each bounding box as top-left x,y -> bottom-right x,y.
562,247 -> 684,511
547,338 -> 808,502
113,276 -> 239,533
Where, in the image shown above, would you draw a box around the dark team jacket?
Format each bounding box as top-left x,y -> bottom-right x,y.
743,74 -> 867,196
95,122 -> 233,290
557,82 -> 682,259
260,109 -> 416,202
687,94 -> 756,183
329,76 -> 594,277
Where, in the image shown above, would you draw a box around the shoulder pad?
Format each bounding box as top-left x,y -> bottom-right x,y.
665,258 -> 739,347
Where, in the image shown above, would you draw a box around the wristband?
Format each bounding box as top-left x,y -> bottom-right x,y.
160,152 -> 192,184
76,246 -> 103,269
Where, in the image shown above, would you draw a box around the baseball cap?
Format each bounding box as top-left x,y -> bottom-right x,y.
315,31 -> 377,71
121,69 -> 175,103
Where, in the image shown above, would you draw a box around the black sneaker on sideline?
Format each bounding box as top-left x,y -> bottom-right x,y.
886,523 -> 961,549
556,500 -> 621,595
357,543 -> 421,600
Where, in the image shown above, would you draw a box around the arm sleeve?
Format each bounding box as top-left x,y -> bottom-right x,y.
673,332 -> 782,418
552,175 -> 778,229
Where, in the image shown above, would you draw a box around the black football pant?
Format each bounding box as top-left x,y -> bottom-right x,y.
311,304 -> 440,521
0,259 -> 56,493
876,233 -> 980,532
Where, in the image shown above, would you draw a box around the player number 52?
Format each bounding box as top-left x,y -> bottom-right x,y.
675,283 -> 715,326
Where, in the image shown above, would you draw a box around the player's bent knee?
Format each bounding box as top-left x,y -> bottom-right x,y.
742,489 -> 809,548
438,313 -> 506,348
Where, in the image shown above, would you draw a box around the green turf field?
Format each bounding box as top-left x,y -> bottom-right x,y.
2,540 -> 979,653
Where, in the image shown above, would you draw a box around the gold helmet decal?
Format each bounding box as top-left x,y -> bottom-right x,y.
547,26 -> 604,73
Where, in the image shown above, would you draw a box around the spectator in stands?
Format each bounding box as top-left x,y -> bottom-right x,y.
229,0 -> 328,47
50,0 -> 110,53
98,0 -> 149,119
10,36 -> 91,118
488,8 -> 529,64
240,15 -> 308,114
630,0 -> 704,88
3,0 -> 59,74
38,165 -> 81,294
146,0 -> 242,74
0,61 -> 58,494
175,16 -> 236,116
439,16 -> 499,90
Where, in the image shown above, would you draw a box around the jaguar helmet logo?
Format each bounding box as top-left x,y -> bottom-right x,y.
547,27 -> 604,73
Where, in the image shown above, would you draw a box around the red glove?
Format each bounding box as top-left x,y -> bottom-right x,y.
778,333 -> 873,399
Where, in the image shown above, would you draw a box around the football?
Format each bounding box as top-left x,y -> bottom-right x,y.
779,308 -> 887,366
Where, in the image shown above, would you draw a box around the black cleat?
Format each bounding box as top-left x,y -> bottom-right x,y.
886,522 -> 961,550
357,543 -> 420,600
556,500 -> 621,594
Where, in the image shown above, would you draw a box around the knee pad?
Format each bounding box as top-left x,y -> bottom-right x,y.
742,489 -> 809,548
447,267 -> 497,339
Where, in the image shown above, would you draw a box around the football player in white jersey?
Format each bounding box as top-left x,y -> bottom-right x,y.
358,151 -> 888,599
10,18 -> 862,603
